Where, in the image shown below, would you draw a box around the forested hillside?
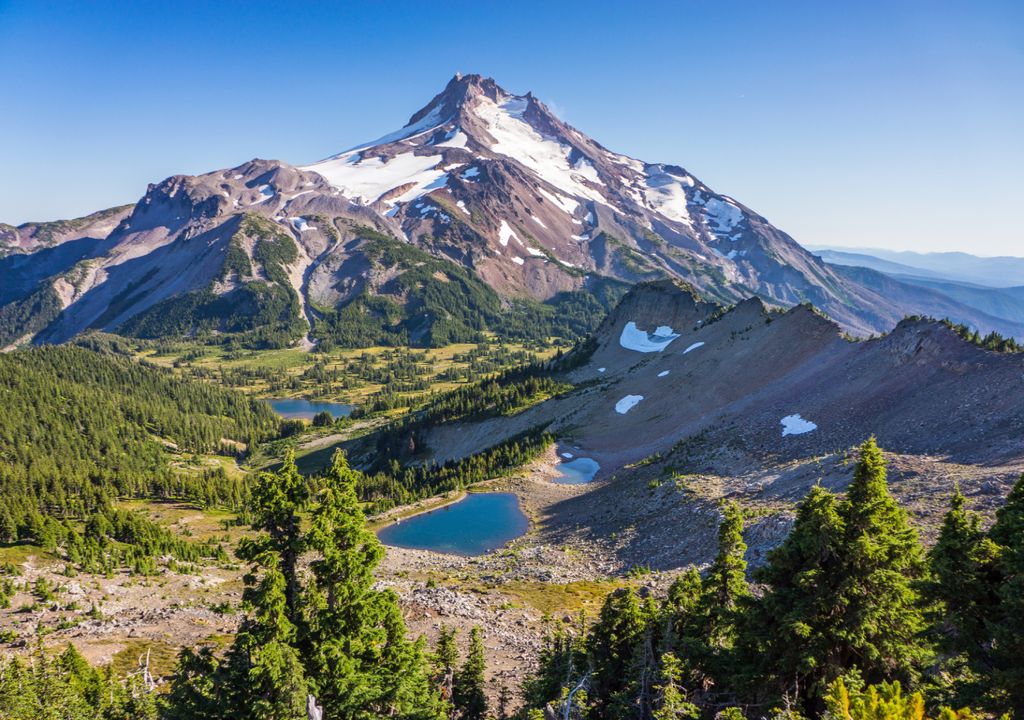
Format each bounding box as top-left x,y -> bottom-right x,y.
0,345 -> 279,567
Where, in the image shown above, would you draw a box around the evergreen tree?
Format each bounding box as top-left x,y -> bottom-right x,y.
742,485 -> 846,706
163,647 -> 223,720
247,449 -> 307,619
986,473 -> 1024,717
453,626 -> 488,720
652,652 -> 699,720
703,502 -> 749,651
661,568 -> 709,704
521,614 -> 588,713
836,438 -> 929,686
432,625 -> 459,711
926,483 -> 1002,708
224,552 -> 309,719
588,587 -> 651,716
303,450 -> 443,719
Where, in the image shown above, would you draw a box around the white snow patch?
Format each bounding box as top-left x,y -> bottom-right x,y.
658,370 -> 670,377
619,321 -> 680,353
704,198 -> 744,232
233,173 -> 244,180
597,367 -> 606,373
561,452 -> 574,459
615,395 -> 644,414
511,256 -> 525,265
305,151 -> 445,207
571,233 -> 590,241
456,200 -> 470,215
531,215 -> 548,229
526,246 -> 545,257
683,342 -> 705,354
475,95 -> 608,205
537,187 -> 580,214
436,129 -> 469,149
643,167 -> 693,227
336,102 -> 448,154
781,414 -> 818,436
289,217 -> 315,232
498,220 -> 518,247
461,166 -> 480,180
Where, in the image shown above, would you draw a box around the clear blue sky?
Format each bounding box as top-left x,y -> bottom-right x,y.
1,0 -> 1021,255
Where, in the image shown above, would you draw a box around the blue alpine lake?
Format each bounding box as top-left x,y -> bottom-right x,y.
268,398 -> 354,420
553,457 -> 600,484
376,493 -> 529,556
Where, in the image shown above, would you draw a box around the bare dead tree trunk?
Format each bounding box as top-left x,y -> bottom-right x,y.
307,693 -> 324,720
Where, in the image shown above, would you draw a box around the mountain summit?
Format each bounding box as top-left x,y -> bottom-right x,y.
3,73 -> 1021,348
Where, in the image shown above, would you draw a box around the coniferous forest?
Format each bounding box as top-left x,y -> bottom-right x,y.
1,435 -> 1023,719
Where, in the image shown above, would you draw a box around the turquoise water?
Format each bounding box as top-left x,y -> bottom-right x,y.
553,457 -> 600,484
268,398 -> 354,420
376,493 -> 528,556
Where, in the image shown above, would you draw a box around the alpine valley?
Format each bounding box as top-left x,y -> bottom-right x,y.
2,74 -> 1024,720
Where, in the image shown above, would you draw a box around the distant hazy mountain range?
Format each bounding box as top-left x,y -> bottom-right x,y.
807,246 -> 1024,337
3,73 -> 1022,349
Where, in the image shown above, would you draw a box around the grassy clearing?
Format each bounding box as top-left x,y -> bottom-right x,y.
109,638 -> 182,679
492,579 -> 628,617
115,500 -> 246,544
0,542 -> 58,568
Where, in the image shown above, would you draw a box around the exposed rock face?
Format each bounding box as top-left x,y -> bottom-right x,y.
3,74 -> 1021,345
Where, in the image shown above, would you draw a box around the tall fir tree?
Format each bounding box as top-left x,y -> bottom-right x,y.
986,473 -> 1024,717
453,626 -> 488,720
702,502 -> 750,651
588,587 -> 651,717
834,438 -> 929,685
225,541 -> 309,719
926,483 -> 1002,694
247,448 -> 307,619
304,450 -> 444,719
432,625 -> 459,713
652,652 -> 700,720
741,484 -> 846,707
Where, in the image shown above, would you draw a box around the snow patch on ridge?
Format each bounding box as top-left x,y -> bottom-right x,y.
498,220 -> 518,247
683,342 -> 705,354
643,167 -> 693,227
781,414 -> 817,436
615,395 -> 644,414
475,94 -> 608,205
704,198 -> 744,232
304,152 -> 446,207
619,321 -> 680,353
537,187 -> 580,214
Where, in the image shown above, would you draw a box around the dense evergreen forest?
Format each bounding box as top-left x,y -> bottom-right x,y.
0,345 -> 280,569
362,428 -> 554,512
